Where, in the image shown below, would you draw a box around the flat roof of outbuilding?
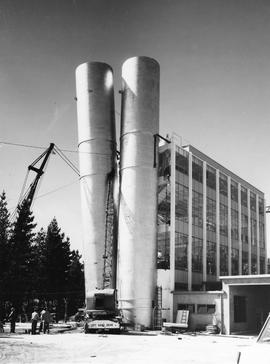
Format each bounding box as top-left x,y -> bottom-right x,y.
220,275 -> 270,285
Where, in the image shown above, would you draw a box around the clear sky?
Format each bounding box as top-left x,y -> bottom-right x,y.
1,0 -> 270,255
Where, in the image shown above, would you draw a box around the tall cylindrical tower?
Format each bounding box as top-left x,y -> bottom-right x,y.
117,56 -> 160,327
75,62 -> 117,308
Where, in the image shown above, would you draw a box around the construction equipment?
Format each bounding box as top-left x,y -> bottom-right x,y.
15,143 -> 55,213
102,169 -> 116,289
83,289 -> 123,334
16,142 -> 118,315
13,143 -> 79,221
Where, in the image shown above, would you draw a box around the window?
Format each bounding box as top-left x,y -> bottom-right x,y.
259,222 -> 265,248
175,233 -> 188,270
220,203 -> 228,236
177,304 -> 195,313
206,165 -> 216,190
234,296 -> 247,323
193,190 -> 203,228
241,213 -> 248,244
260,257 -> 265,274
192,237 -> 203,273
207,197 -> 216,232
251,218 -> 257,246
207,241 -> 216,275
231,180 -> 238,202
176,150 -> 188,175
197,304 -> 216,314
231,209 -> 239,241
220,245 -> 228,275
175,183 -> 188,222
251,255 -> 257,274
157,231 -> 170,269
259,197 -> 264,216
241,186 -> 247,207
250,192 -> 256,212
242,251 -> 248,275
192,236 -> 203,273
192,156 -> 203,183
231,248 -> 239,275
158,183 -> 170,223
158,149 -> 171,177
219,173 -> 228,196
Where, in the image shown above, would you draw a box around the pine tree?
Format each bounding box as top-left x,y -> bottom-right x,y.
31,228 -> 47,298
0,191 -> 11,318
67,249 -> 85,314
43,218 -> 71,319
8,200 -> 37,306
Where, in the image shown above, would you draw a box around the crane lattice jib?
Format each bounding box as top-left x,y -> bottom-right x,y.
103,169 -> 115,289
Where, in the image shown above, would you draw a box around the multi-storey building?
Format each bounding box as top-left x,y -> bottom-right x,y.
157,137 -> 267,324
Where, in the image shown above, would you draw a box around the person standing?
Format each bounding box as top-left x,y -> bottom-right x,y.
31,309 -> 39,335
41,308 -> 51,334
39,308 -> 45,333
8,307 -> 16,333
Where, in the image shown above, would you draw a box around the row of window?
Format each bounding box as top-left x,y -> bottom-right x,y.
177,303 -> 216,314
159,149 -> 264,215
167,181 -> 265,247
172,232 -> 266,275
190,191 -> 265,247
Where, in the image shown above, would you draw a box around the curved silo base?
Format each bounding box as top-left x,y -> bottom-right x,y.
117,167 -> 157,328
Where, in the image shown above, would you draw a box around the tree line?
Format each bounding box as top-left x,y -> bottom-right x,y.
0,191 -> 85,322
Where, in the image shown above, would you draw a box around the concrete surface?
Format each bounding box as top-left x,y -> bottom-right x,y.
0,329 -> 255,363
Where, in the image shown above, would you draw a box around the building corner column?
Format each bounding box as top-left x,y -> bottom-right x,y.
202,161 -> 207,284
238,184 -> 242,274
216,170 -> 220,279
247,190 -> 251,275
188,152 -> 193,291
228,177 -> 232,275
256,195 -> 260,274
169,138 -> 176,321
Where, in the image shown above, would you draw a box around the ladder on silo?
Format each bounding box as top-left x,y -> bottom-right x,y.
103,170 -> 115,289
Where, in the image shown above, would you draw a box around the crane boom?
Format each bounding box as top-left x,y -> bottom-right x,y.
20,143 -> 55,209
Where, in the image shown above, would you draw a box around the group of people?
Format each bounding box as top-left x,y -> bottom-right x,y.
4,307 -> 51,334
31,308 -> 51,335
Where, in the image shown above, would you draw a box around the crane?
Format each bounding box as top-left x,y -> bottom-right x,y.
23,143 -> 55,208
13,143 -> 79,220
14,142 -> 116,290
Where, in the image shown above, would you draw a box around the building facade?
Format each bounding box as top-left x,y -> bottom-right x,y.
157,136 -> 267,322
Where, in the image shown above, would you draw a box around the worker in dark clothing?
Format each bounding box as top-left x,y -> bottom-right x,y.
8,307 -> 16,333
31,309 -> 39,335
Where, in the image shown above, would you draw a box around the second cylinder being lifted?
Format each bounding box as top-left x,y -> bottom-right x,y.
117,56 -> 160,328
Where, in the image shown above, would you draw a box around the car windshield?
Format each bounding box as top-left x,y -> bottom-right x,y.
257,315 -> 270,343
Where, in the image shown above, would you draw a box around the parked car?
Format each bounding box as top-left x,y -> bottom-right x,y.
236,313 -> 270,363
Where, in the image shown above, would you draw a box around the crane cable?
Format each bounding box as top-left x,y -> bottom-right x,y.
53,145 -> 80,176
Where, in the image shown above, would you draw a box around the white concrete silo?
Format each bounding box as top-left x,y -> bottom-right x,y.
117,56 -> 160,328
75,62 -> 117,308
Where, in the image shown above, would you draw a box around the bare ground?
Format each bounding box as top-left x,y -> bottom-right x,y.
0,329 -> 254,364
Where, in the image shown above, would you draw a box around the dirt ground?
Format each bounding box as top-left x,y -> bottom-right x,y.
0,328 -> 255,364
